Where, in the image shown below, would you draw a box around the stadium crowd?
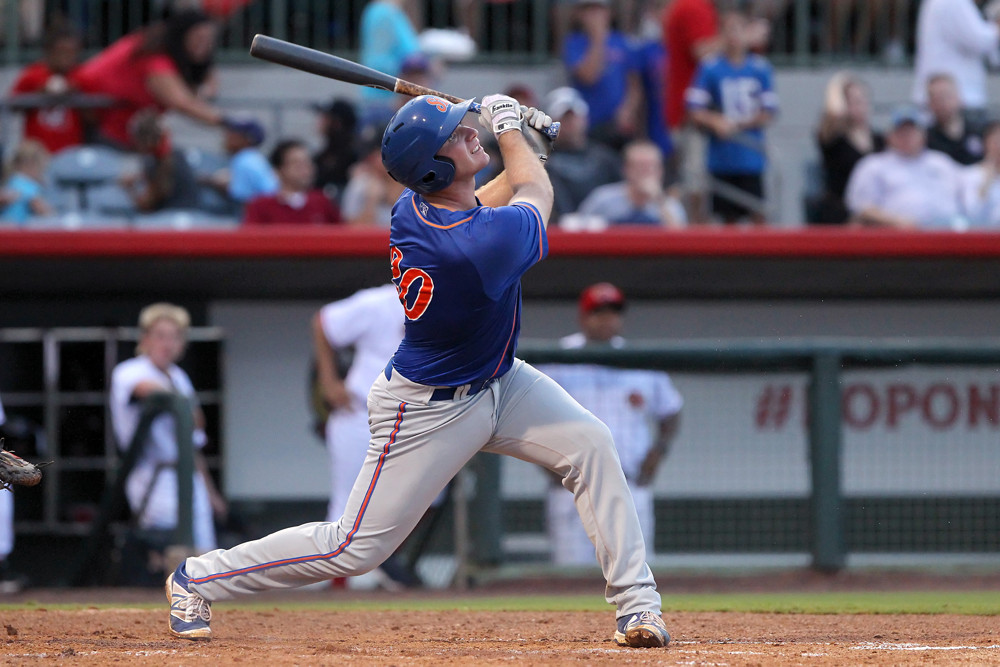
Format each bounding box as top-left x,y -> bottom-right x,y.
0,0 -> 999,230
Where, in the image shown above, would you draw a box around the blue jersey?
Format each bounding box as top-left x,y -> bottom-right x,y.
388,190 -> 548,386
685,54 -> 778,175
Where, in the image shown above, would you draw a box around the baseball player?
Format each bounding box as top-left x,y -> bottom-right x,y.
110,303 -> 227,557
542,283 -> 682,565
166,94 -> 670,649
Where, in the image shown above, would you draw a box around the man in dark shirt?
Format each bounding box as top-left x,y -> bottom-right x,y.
543,87 -> 622,225
925,73 -> 984,165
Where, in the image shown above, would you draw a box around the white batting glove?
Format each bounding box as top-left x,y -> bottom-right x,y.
479,94 -> 523,137
521,106 -> 553,132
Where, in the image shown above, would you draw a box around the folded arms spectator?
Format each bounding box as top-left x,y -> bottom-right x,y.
925,74 -> 985,166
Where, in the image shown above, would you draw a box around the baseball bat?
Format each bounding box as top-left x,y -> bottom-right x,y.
249,34 -> 559,141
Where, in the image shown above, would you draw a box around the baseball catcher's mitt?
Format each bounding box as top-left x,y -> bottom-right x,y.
0,440 -> 44,490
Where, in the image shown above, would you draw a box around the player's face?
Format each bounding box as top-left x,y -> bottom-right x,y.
582,308 -> 623,343
140,319 -> 186,370
437,123 -> 489,177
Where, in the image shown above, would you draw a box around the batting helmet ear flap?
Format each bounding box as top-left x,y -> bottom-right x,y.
382,95 -> 474,194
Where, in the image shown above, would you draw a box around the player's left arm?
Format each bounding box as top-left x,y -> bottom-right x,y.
636,412 -> 680,486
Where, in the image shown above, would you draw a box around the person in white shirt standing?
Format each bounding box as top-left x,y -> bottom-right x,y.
110,303 -> 226,556
912,0 -> 1000,118
542,283 -> 682,565
0,393 -> 15,591
846,105 -> 963,229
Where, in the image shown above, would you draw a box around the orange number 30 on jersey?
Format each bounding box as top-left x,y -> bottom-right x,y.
390,245 -> 434,320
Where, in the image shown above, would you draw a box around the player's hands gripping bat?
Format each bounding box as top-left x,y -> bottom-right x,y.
521,106 -> 555,161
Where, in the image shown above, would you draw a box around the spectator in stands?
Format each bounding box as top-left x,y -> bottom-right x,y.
662,0 -> 719,222
913,0 -> 1000,120
575,140 -> 686,228
544,86 -> 622,226
341,130 -> 404,227
202,115 -> 278,209
562,0 -> 642,150
845,105 -> 963,230
73,9 -> 228,150
925,74 -> 985,166
120,110 -> 200,212
244,139 -> 343,225
959,120 -> 1000,229
0,139 -> 54,225
687,5 -> 778,225
359,0 -> 421,130
312,98 -> 359,205
110,303 -> 226,562
814,72 -> 884,225
8,21 -> 84,153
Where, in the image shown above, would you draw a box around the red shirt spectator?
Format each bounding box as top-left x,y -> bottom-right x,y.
243,139 -> 343,225
74,33 -> 179,148
9,25 -> 84,153
11,63 -> 84,152
243,191 -> 342,225
662,0 -> 718,129
73,10 -> 226,149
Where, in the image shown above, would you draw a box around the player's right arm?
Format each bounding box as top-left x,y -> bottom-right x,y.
478,94 -> 553,227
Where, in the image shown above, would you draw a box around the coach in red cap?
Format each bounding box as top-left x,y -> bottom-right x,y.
568,282 -> 628,348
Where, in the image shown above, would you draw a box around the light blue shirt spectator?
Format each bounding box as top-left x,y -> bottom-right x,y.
228,148 -> 278,203
360,1 -> 420,111
0,173 -> 43,225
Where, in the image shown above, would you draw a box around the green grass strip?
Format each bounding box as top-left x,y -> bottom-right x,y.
2,591 -> 998,615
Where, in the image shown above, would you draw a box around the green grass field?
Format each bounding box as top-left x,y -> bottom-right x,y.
3,591 -> 998,615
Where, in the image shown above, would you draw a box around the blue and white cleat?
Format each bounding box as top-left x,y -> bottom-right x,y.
166,563 -> 212,640
614,611 -> 670,648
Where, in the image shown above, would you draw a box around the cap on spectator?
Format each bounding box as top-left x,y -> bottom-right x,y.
400,53 -> 432,76
545,86 -> 589,120
222,114 -> 266,146
890,105 -> 926,130
579,282 -> 626,315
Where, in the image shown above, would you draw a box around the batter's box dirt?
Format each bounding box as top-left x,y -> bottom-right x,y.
1,608 -> 998,666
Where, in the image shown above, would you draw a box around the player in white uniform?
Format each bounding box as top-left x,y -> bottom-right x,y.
166,94 -> 670,648
0,393 -> 16,591
542,283 -> 682,565
110,303 -> 226,555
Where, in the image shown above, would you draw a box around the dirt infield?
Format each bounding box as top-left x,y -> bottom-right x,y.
2,606 -> 998,666
2,576 -> 1000,667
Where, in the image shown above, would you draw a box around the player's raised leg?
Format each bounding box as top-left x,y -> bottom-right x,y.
483,359 -> 670,648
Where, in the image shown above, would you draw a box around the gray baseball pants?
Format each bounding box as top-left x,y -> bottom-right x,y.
184,359 -> 661,618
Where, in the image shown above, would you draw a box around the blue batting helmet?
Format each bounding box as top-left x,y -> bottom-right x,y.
381,95 -> 475,194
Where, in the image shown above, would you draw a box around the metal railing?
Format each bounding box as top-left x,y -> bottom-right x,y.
0,0 -> 918,66
516,338 -> 1000,571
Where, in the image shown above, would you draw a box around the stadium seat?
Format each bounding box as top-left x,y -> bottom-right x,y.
86,183 -> 137,218
182,147 -> 235,215
25,212 -> 131,230
132,209 -> 239,230
46,145 -> 127,211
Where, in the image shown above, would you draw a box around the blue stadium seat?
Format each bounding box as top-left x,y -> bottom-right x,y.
46,145 -> 127,211
24,212 -> 131,230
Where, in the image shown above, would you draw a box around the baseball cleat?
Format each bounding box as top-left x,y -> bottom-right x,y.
614,611 -> 670,648
166,564 -> 212,640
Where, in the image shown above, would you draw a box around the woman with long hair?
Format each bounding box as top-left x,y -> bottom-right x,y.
74,9 -> 226,149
